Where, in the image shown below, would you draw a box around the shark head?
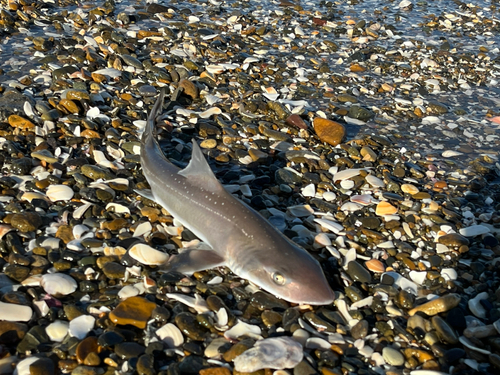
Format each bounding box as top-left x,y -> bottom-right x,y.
241,244 -> 335,305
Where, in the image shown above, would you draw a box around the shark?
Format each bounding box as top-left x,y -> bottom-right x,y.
139,89 -> 335,305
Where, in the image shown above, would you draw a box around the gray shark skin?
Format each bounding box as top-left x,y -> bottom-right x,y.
140,90 -> 335,305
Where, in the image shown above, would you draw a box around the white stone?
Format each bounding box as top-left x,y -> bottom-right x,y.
291,328 -> 309,347
409,271 -> 427,286
69,315 -> 95,340
305,337 -> 331,350
233,337 -> 303,372
0,301 -> 32,322
41,273 -> 77,296
46,320 -> 69,342
156,323 -> 184,348
459,225 -> 490,237
382,347 -> 405,366
322,191 -> 336,202
118,285 -> 140,300
129,243 -> 168,266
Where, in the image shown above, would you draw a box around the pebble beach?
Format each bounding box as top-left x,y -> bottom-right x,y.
0,0 -> 500,374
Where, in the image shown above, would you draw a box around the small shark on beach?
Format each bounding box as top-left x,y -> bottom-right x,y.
139,90 -> 335,305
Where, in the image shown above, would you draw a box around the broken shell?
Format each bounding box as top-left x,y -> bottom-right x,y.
129,243 -> 168,266
156,323 -> 184,348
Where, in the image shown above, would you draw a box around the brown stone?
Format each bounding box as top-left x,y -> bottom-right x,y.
76,336 -> 99,364
199,368 -> 231,375
10,212 -> 42,232
109,296 -> 157,329
0,321 -> 28,343
59,99 -> 80,114
141,207 -> 160,222
350,63 -> 366,72
56,225 -> 75,244
222,341 -> 252,362
8,115 -> 35,130
248,148 -> 268,163
179,79 -> 199,99
438,233 -> 469,247
66,90 -> 90,100
80,129 -> 101,139
313,118 -> 345,146
102,218 -> 129,231
285,114 -> 308,130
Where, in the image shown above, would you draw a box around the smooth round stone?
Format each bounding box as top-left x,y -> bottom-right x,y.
360,217 -> 380,229
175,312 -> 208,341
115,342 -> 146,359
76,336 -> 98,365
351,320 -> 369,339
382,347 -> 405,366
109,297 -> 157,329
347,261 -> 372,284
69,315 -> 95,340
41,273 -> 77,296
250,291 -> 289,310
137,354 -> 155,375
10,212 -> 42,232
4,264 -> 30,282
438,233 -> 469,247
29,357 -> 55,375
0,301 -> 32,322
101,262 -> 126,279
0,321 -> 28,343
138,85 -> 157,97
97,331 -> 124,347
222,341 -> 253,362
442,348 -> 466,365
431,316 -> 459,344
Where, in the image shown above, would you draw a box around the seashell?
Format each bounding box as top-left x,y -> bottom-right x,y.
314,233 -> 331,247
340,202 -> 363,212
206,65 -> 225,74
322,191 -> 336,202
365,174 -> 384,188
205,94 -> 222,105
207,276 -> 223,285
21,191 -> 48,202
199,107 -> 222,119
166,293 -> 209,313
376,201 -> 398,216
0,301 -> 32,322
409,270 -> 427,285
105,203 -> 130,214
350,194 -> 375,206
73,202 -> 93,219
118,285 -> 140,300
233,337 -> 303,372
41,273 -> 77,296
224,320 -> 262,340
301,183 -> 315,197
340,179 -> 355,190
72,224 -> 89,239
365,259 -> 385,273
215,307 -> 228,329
45,320 -> 69,342
133,221 -> 152,238
441,268 -> 457,281
332,168 -> 365,181
263,87 -> 279,101
0,224 -> 14,240
44,185 -> 73,203
398,0 -> 412,8
69,315 -> 95,340
305,337 -> 331,350
401,183 -> 419,195
13,357 -> 38,375
458,336 -> 491,355
442,150 -> 463,157
314,218 -> 343,234
468,292 -> 489,319
156,323 -> 184,348
129,243 -> 168,265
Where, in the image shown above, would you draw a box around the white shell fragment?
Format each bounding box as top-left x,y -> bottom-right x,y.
0,301 -> 32,322
69,315 -> 95,340
233,337 -> 303,372
459,225 -> 490,237
46,184 -> 74,202
224,320 -> 262,340
45,320 -> 69,342
41,273 -> 77,296
129,243 -> 169,265
156,323 -> 184,348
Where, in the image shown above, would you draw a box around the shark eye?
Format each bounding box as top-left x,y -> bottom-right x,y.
272,272 -> 286,285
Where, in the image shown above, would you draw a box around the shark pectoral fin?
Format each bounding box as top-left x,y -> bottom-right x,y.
134,189 -> 156,202
164,250 -> 226,275
178,140 -> 224,193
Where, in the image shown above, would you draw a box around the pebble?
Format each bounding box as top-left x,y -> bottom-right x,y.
409,294 -> 461,316
9,213 -> 42,233
313,118 -> 346,146
41,273 -> 77,296
68,315 -> 95,340
109,297 -> 157,329
382,347 -> 405,366
128,243 -> 169,265
0,301 -> 32,322
45,320 -> 69,342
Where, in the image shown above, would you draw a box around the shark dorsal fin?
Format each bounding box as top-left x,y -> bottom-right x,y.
178,141 -> 223,193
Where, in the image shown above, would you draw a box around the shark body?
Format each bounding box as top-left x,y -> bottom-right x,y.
139,90 -> 335,305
